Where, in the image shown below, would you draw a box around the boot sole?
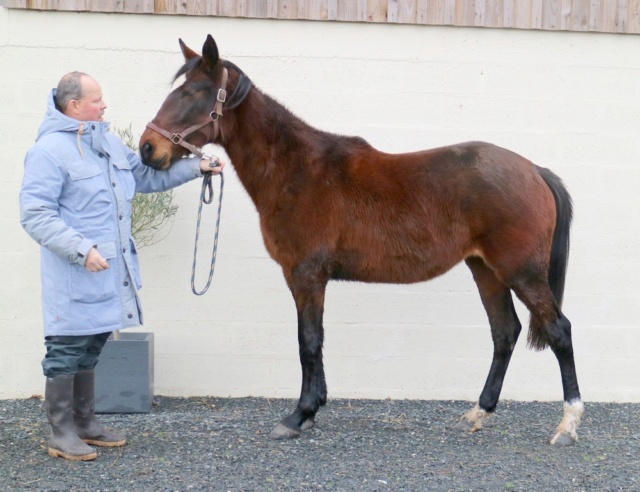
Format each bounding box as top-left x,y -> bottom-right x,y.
82,438 -> 127,447
48,447 -> 97,461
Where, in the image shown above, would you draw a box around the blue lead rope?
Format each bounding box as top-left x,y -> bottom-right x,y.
191,170 -> 224,295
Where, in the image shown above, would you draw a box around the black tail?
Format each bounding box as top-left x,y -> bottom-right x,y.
535,165 -> 572,308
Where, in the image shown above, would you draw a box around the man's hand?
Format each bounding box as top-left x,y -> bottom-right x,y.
84,247 -> 109,272
199,156 -> 225,175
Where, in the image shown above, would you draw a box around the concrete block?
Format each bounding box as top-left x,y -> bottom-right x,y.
95,332 -> 154,413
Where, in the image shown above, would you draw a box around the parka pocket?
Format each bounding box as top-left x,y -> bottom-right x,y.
67,161 -> 108,213
69,241 -> 118,303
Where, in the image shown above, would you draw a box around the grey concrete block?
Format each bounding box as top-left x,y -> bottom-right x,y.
95,332 -> 154,413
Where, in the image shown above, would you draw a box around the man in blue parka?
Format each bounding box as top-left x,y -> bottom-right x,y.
19,71 -> 223,461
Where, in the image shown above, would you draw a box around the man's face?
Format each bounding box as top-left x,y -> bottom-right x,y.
68,76 -> 107,122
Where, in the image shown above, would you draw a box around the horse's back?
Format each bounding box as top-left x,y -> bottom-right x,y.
347,140 -> 555,237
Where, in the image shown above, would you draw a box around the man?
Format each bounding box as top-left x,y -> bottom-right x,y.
19,72 -> 223,461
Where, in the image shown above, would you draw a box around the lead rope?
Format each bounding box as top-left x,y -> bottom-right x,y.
191,169 -> 224,295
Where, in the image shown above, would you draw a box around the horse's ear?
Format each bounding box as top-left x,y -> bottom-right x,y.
201,34 -> 220,70
179,38 -> 199,61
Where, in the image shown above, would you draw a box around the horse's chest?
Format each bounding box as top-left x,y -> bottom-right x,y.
259,212 -> 331,267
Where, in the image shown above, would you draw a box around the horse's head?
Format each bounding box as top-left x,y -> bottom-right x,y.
139,35 -> 232,170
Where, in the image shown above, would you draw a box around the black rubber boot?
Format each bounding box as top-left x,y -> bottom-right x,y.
45,375 -> 97,461
73,369 -> 127,447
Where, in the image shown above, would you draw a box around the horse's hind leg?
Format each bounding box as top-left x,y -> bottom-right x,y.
511,276 -> 583,446
456,256 -> 523,432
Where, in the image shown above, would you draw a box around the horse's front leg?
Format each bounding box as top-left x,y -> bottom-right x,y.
270,269 -> 328,440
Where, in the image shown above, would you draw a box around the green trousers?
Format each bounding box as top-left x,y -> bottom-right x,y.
42,332 -> 111,377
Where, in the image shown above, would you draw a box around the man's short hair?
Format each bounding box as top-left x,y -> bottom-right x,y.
54,71 -> 89,112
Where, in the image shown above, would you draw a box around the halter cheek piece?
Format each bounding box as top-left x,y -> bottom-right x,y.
146,68 -> 229,159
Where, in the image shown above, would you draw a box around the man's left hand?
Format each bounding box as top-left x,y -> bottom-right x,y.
200,156 -> 225,175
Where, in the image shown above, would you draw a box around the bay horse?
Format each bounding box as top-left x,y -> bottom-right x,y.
139,35 -> 583,446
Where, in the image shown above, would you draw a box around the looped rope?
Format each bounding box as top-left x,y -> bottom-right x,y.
191,170 -> 224,295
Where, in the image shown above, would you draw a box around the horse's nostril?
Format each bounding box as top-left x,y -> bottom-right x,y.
140,142 -> 153,161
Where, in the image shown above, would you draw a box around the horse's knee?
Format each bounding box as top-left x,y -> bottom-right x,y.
299,340 -> 323,361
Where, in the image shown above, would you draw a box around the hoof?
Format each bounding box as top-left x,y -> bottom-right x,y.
454,404 -> 490,433
453,418 -> 476,432
269,423 -> 301,440
550,432 -> 577,446
550,400 -> 583,446
300,418 -> 315,432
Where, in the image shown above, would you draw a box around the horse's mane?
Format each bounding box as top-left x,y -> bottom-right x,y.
223,61 -> 253,110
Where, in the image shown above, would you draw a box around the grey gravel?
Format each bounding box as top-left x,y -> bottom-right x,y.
1,396 -> 638,491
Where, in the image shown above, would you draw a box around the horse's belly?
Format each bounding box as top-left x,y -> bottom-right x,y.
332,246 -> 465,284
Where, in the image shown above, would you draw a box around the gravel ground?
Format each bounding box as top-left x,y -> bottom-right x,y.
1,396 -> 639,491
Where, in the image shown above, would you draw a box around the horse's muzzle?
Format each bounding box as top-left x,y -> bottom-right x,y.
138,141 -> 167,170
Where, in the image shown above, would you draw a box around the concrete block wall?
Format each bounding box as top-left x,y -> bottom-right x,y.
1,7 -> 638,402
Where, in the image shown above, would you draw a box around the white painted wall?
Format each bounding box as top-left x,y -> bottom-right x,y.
1,8 -> 638,403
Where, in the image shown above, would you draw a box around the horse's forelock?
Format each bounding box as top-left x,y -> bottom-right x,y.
170,58 -> 252,111
173,56 -> 248,85
172,57 -> 201,84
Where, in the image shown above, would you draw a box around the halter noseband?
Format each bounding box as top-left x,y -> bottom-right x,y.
146,68 -> 229,159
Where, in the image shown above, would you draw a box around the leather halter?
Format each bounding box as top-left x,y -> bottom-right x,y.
146,68 -> 229,159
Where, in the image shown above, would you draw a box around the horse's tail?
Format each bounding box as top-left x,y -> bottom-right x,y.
536,165 -> 573,309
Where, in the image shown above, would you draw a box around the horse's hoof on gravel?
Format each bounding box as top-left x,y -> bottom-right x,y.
453,418 -> 476,432
269,423 -> 301,440
300,418 -> 315,431
550,432 -> 576,446
454,404 -> 491,432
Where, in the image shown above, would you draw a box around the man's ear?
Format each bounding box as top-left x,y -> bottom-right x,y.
66,99 -> 78,115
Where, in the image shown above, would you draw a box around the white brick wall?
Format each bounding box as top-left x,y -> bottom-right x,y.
1,8 -> 638,402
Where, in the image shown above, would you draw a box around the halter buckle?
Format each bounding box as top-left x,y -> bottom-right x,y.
170,133 -> 183,144
217,88 -> 227,103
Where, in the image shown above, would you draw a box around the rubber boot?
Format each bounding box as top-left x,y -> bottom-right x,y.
45,375 -> 97,461
73,369 -> 127,447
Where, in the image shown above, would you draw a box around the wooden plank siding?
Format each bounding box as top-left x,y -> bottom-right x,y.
1,0 -> 639,34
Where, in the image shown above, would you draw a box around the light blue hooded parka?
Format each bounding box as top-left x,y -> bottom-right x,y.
20,90 -> 204,337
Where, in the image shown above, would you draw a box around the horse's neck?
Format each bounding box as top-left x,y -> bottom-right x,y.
223,90 -> 312,209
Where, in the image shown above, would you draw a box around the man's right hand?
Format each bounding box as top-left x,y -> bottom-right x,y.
84,247 -> 109,272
